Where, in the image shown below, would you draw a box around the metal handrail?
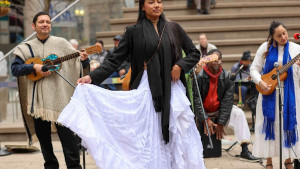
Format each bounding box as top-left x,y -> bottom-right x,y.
0,0 -> 81,63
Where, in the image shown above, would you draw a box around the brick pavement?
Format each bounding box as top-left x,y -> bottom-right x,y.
0,134 -> 281,169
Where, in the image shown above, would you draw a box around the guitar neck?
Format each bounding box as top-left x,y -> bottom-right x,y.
280,54 -> 300,74
52,52 -> 80,65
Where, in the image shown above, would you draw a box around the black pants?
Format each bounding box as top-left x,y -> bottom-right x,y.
34,118 -> 82,169
295,160 -> 300,169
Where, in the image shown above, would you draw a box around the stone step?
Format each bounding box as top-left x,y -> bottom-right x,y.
213,54 -> 256,74
182,24 -> 300,42
110,12 -> 300,31
101,37 -> 299,70
196,37 -> 300,56
0,124 -> 60,142
100,38 -> 300,71
0,124 -> 27,142
221,53 -> 255,71
97,24 -> 300,47
133,0 -> 186,6
124,1 -> 300,18
132,0 -> 296,6
135,0 -> 186,6
216,0 -> 295,2
101,37 -> 264,54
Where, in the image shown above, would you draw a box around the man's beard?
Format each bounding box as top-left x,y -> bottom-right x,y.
212,65 -> 219,71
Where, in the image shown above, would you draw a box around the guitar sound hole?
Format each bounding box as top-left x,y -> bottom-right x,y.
44,60 -> 53,66
271,74 -> 277,80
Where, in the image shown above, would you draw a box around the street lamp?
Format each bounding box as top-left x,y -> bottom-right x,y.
74,8 -> 85,40
75,9 -> 85,16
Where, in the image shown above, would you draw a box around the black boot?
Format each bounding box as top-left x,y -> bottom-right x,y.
202,8 -> 209,14
294,159 -> 300,169
240,144 -> 260,162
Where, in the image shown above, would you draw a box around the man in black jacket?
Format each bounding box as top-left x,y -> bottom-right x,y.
193,49 -> 259,162
108,35 -> 130,78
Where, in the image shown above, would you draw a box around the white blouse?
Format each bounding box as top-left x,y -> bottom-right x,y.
250,41 -> 300,85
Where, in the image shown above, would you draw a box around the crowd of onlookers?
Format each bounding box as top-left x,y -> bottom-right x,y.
68,32 -> 252,100
69,35 -> 130,91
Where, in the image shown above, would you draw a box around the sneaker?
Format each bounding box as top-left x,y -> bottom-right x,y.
197,9 -> 201,15
202,9 -> 209,15
240,150 -> 261,162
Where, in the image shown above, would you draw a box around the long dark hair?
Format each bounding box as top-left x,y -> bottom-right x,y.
137,0 -> 184,62
264,21 -> 287,58
137,0 -> 167,23
137,0 -> 146,23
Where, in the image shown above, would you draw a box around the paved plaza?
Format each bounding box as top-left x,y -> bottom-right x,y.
0,108 -> 281,169
0,134 -> 283,169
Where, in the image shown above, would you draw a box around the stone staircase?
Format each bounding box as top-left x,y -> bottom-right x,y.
97,0 -> 300,70
2,0 -> 300,141
123,1 -> 300,17
95,0 -> 300,134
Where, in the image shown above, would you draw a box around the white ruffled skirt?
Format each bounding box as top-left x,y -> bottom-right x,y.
58,71 -> 206,169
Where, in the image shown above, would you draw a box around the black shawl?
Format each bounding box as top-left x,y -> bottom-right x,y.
142,18 -> 172,143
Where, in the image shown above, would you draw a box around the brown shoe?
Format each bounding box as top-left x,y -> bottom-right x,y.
266,164 -> 273,169
284,161 -> 293,169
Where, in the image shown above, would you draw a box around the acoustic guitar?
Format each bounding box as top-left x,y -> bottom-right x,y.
256,53 -> 300,95
122,67 -> 131,91
25,45 -> 101,81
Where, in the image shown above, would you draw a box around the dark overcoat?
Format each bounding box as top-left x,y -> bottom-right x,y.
89,21 -> 199,91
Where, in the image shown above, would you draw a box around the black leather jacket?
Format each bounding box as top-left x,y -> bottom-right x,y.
193,69 -> 234,126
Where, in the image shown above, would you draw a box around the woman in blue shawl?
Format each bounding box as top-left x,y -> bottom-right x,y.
250,21 -> 300,169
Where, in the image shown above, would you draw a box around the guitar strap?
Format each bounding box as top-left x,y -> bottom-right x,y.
26,44 -> 37,114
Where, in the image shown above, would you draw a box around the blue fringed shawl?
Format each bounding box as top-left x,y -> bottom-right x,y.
262,41 -> 298,147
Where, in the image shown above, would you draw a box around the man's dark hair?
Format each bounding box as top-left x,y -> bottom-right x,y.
95,40 -> 104,47
33,12 -> 51,25
207,49 -> 222,60
241,50 -> 251,61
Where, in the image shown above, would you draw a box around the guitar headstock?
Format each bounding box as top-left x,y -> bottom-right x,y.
200,53 -> 219,64
85,45 -> 102,55
196,54 -> 220,71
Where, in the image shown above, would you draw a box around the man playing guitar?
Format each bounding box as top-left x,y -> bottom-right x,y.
11,12 -> 89,169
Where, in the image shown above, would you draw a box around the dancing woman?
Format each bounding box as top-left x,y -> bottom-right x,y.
58,0 -> 206,169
